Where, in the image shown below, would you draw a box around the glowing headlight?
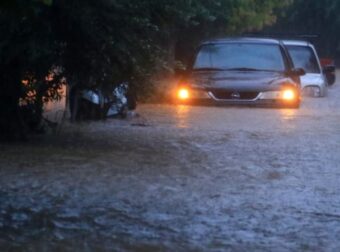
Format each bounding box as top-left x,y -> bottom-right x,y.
282,90 -> 295,100
178,88 -> 190,100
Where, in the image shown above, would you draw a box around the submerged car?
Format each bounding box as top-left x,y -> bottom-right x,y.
176,38 -> 305,108
283,40 -> 335,97
70,82 -> 137,120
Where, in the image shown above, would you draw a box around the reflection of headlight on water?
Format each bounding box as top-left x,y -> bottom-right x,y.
302,86 -> 321,97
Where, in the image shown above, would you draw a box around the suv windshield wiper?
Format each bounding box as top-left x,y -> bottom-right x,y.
226,67 -> 279,72
225,67 -> 261,71
193,67 -> 224,71
193,67 -> 280,72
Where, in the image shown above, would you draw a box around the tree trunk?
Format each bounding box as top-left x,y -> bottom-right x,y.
0,93 -> 27,142
0,67 -> 27,141
167,35 -> 178,70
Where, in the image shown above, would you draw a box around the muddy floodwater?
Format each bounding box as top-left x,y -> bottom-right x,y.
1,76 -> 340,251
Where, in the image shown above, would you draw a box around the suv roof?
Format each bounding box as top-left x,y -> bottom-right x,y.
201,37 -> 281,45
282,40 -> 313,47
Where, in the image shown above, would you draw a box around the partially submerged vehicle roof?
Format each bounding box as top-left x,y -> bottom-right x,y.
282,40 -> 313,47
200,37 -> 282,45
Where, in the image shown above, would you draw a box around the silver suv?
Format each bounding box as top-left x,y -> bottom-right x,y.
283,40 -> 329,97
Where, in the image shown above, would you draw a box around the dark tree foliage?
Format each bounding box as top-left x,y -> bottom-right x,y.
268,0 -> 340,58
0,0 -> 62,141
0,0 -> 290,140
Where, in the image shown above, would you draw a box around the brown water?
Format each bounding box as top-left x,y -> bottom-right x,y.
1,75 -> 340,251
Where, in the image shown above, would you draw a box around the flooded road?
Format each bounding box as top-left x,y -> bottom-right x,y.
1,76 -> 340,251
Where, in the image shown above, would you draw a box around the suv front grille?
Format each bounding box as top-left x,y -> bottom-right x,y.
211,91 -> 259,100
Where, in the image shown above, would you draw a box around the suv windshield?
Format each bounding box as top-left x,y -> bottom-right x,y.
193,43 -> 285,72
286,45 -> 320,73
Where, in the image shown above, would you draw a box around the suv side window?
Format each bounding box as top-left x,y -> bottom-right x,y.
286,45 -> 320,73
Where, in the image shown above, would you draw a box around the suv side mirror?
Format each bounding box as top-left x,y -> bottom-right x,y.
289,68 -> 306,77
323,65 -> 336,85
323,65 -> 335,74
174,67 -> 188,77
174,60 -> 189,77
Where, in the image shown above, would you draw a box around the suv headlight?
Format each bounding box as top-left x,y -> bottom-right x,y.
282,89 -> 296,100
178,88 -> 190,100
302,86 -> 321,97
